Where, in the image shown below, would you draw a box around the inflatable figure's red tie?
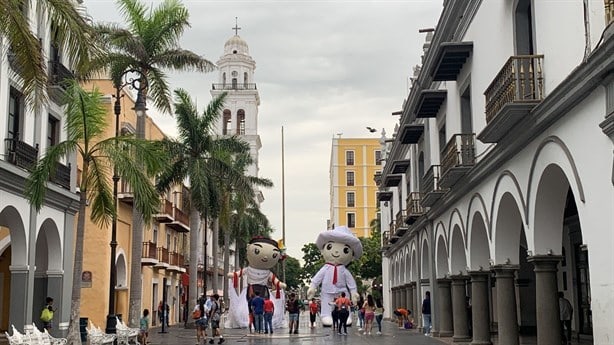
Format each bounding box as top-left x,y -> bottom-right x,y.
326,263 -> 338,284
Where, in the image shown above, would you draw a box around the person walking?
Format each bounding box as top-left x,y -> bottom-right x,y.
251,291 -> 265,334
422,291 -> 432,336
308,298 -> 319,328
374,298 -> 384,335
331,297 -> 340,331
286,293 -> 301,334
40,297 -> 55,331
357,295 -> 365,331
263,296 -> 275,334
362,295 -> 376,335
139,309 -> 150,345
559,292 -> 573,344
193,297 -> 208,344
208,294 -> 225,344
336,292 -> 352,335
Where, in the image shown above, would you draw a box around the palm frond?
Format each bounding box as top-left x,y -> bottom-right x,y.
146,0 -> 189,54
64,80 -> 108,143
86,156 -> 114,226
201,92 -> 228,132
146,67 -> 172,114
152,49 -> 216,73
117,0 -> 147,35
173,88 -> 201,146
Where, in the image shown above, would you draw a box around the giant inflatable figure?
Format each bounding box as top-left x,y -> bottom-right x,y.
307,225 -> 363,327
226,237 -> 287,329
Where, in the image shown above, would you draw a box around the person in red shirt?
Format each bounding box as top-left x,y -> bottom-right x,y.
335,292 -> 352,335
308,298 -> 319,328
263,296 -> 275,334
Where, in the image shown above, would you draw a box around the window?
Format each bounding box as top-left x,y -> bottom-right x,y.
222,72 -> 226,86
7,88 -> 23,141
347,213 -> 356,228
460,86 -> 473,134
237,109 -> 246,135
166,231 -> 171,249
345,150 -> 355,165
375,150 -> 382,165
346,192 -> 355,207
222,109 -> 231,135
47,115 -> 59,147
346,171 -> 355,186
232,78 -> 237,89
153,224 -> 158,244
438,124 -> 446,153
244,72 -> 248,85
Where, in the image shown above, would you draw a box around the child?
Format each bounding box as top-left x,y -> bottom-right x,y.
139,309 -> 150,345
40,297 -> 54,331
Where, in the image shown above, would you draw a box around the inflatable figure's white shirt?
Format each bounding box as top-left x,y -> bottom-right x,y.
307,226 -> 363,327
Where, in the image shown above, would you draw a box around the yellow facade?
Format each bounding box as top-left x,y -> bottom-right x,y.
329,137 -> 381,238
78,79 -> 189,328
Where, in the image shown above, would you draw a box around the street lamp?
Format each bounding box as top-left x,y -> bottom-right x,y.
106,70 -> 147,334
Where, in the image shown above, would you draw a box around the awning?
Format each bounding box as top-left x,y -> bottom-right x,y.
430,41 -> 473,81
400,124 -> 424,144
415,89 -> 447,118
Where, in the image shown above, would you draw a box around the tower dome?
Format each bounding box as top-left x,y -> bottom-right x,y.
224,35 -> 250,55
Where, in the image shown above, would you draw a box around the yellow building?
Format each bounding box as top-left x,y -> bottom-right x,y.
78,79 -> 189,329
329,137 -> 382,237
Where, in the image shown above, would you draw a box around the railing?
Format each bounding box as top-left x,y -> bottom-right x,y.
49,60 -> 73,89
389,220 -> 396,235
169,252 -> 185,267
173,206 -> 189,226
395,210 -> 407,230
159,198 -> 173,215
382,231 -> 390,246
119,180 -> 132,194
607,0 -> 614,24
211,83 -> 257,91
4,138 -> 38,171
406,192 -> 424,217
421,165 -> 442,195
142,242 -> 157,260
441,134 -> 476,176
484,55 -> 545,123
50,162 -> 70,189
157,247 -> 169,263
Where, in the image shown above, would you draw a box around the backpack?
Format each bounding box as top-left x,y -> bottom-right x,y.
41,307 -> 53,322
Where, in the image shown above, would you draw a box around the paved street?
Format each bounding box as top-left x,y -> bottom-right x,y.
148,314 -> 443,345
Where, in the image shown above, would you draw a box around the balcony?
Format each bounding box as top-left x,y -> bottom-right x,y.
154,198 -> 174,223
48,60 -> 74,104
141,241 -> 158,266
607,0 -> 614,25
439,134 -> 476,189
5,138 -> 39,172
381,231 -> 391,250
167,206 -> 190,232
117,180 -> 134,204
7,48 -> 22,75
405,192 -> 425,225
211,83 -> 257,91
49,162 -> 71,189
421,165 -> 447,207
430,42 -> 473,81
154,247 -> 170,269
479,55 -> 545,143
414,89 -> 447,118
168,252 -> 186,272
394,210 -> 408,237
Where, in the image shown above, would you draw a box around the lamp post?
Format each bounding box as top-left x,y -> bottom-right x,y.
106,70 -> 147,334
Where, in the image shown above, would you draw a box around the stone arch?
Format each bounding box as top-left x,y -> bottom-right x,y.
490,170 -> 528,226
409,241 -> 418,281
0,206 -> 27,266
36,218 -> 63,271
450,225 -> 467,275
493,191 -> 525,264
421,237 -> 430,279
116,249 -> 128,288
435,233 -> 449,278
466,193 -> 490,238
447,208 -> 465,244
468,212 -> 491,270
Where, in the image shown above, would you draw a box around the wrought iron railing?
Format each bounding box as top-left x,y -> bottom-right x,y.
484,55 -> 545,123
389,220 -> 396,235
157,247 -> 169,263
211,83 -> 257,91
50,162 -> 71,189
441,134 -> 476,177
395,210 -> 407,230
5,138 -> 38,171
7,48 -> 22,75
406,192 -> 425,217
607,0 -> 614,24
421,165 -> 442,195
142,241 -> 157,260
119,180 -> 132,194
49,60 -> 74,89
173,206 -> 189,227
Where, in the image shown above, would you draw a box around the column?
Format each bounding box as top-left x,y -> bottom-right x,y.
437,278 -> 453,337
450,275 -> 470,342
469,271 -> 492,345
528,255 -> 562,345
493,265 -> 519,345
400,285 -> 407,308
47,271 -> 64,337
406,283 -> 414,313
391,287 -> 397,309
9,266 -> 29,332
414,283 -> 421,331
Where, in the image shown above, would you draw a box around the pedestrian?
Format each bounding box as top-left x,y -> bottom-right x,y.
251,291 -> 265,334
263,295 -> 275,334
193,297 -> 208,344
466,296 -> 472,336
139,309 -> 150,345
309,298 -> 319,328
362,294 -> 376,335
331,297 -> 340,331
286,292 -> 300,334
40,297 -> 55,331
422,291 -> 432,336
393,307 -> 409,328
357,295 -> 365,331
559,292 -> 573,344
335,292 -> 351,335
208,294 -> 225,344
374,298 -> 384,335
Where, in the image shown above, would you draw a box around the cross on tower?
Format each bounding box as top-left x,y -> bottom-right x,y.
232,17 -> 241,36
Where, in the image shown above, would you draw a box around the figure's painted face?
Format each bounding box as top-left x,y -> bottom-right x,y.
321,241 -> 354,265
247,241 -> 282,269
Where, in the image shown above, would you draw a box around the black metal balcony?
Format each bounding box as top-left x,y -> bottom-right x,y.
50,162 -> 71,189
212,83 -> 257,91
480,55 -> 544,143
5,138 -> 38,171
7,48 -> 22,75
48,60 -> 74,104
440,134 -> 476,189
394,210 -> 408,237
421,165 -> 446,207
405,192 -> 425,225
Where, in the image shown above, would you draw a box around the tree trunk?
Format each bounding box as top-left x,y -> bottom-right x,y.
189,207 -> 200,311
128,110 -> 146,327
223,228 -> 230,307
66,172 -> 88,344
211,218 -> 219,294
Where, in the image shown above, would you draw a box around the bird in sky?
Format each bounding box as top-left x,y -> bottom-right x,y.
366,127 -> 377,133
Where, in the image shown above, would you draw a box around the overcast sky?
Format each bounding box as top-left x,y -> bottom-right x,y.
83,0 -> 444,261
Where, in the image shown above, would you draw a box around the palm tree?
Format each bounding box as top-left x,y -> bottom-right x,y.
215,151 -> 273,306
156,89 -> 253,318
25,80 -> 164,344
1,0 -> 95,106
94,0 -> 216,325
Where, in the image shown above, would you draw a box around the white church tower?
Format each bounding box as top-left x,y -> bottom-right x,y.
211,22 -> 264,204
